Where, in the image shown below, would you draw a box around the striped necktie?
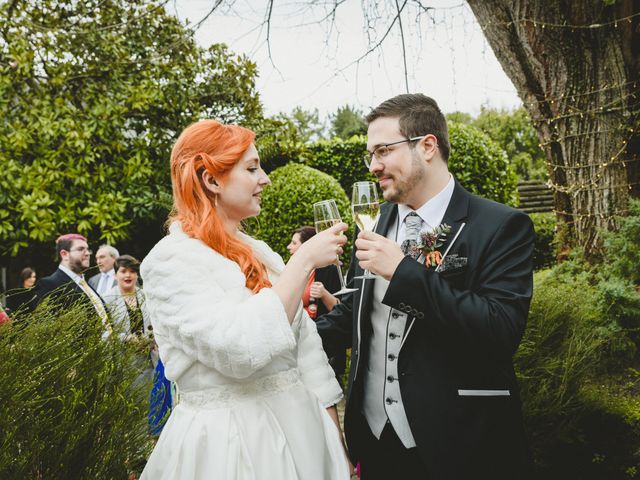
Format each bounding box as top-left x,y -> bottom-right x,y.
400,212 -> 423,260
78,278 -> 109,323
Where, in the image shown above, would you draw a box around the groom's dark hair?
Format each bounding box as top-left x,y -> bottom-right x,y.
366,93 -> 450,163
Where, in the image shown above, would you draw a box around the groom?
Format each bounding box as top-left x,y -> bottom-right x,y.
316,93 -> 535,479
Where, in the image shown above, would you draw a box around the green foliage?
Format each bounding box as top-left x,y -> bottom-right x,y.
448,122 -> 519,206
472,107 -> 547,181
274,106 -> 325,143
0,300 -> 152,479
447,108 -> 547,181
0,0 -> 262,256
248,163 -> 353,263
529,212 -> 556,270
516,254 -> 640,478
254,117 -> 307,174
329,104 -> 367,139
602,198 -> 640,283
305,135 -> 376,193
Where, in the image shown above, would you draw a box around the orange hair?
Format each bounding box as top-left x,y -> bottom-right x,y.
169,119 -> 272,293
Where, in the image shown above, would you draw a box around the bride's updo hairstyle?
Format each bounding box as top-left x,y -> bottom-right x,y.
169,119 -> 272,293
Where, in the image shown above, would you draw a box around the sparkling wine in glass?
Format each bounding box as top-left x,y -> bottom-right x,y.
313,199 -> 357,296
351,182 -> 381,280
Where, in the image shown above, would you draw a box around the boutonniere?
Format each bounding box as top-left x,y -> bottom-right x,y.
416,223 -> 451,267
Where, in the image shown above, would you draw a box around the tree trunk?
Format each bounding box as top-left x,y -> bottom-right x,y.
467,0 -> 640,258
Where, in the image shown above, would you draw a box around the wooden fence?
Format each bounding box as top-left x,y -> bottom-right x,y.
517,180 -> 554,213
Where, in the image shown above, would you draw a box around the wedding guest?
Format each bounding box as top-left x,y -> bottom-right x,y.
0,304 -> 9,326
5,267 -> 37,314
287,226 -> 346,383
139,119 -> 351,479
104,255 -> 150,339
29,235 -> 108,328
103,255 -> 170,436
88,245 -> 119,298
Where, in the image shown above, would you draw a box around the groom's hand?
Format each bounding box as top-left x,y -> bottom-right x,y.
355,230 -> 405,281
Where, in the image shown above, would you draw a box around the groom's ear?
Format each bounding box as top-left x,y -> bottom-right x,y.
420,134 -> 439,164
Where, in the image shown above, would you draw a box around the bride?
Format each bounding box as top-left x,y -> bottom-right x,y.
140,119 -> 351,479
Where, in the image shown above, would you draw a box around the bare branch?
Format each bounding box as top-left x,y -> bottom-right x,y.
395,0 -> 410,93
190,0 -> 224,31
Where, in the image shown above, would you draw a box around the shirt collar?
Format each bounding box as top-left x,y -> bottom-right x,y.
102,269 -> 115,278
397,174 -> 455,229
58,264 -> 84,283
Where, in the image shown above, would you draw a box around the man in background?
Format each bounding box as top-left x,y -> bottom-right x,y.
88,244 -> 119,298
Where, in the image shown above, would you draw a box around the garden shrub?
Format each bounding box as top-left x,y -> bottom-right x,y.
516,256 -> 640,479
602,198 -> 640,284
255,117 -> 308,174
448,122 -> 519,206
247,163 -> 354,264
529,212 -> 556,270
305,135 -> 375,194
0,300 -> 152,479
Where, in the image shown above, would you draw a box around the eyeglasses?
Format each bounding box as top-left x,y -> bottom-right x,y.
70,247 -> 92,254
364,136 -> 427,169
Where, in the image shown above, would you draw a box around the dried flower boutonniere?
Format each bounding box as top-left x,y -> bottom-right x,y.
417,223 -> 451,267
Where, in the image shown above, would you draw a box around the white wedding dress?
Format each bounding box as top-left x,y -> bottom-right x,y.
139,223 -> 350,480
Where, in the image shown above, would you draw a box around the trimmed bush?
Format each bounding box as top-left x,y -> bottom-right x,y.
529,212 -> 556,270
448,122 -> 519,206
248,163 -> 354,263
0,300 -> 152,479
255,117 -> 307,174
305,135 -> 375,194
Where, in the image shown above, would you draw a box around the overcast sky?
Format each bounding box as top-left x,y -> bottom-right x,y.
170,0 -> 522,118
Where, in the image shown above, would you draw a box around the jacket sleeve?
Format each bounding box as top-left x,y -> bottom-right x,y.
314,231 -> 358,351
383,210 -> 535,357
295,309 -> 343,407
141,241 -> 296,379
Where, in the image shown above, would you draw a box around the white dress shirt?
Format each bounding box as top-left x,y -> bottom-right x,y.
363,175 -> 455,448
96,270 -> 116,296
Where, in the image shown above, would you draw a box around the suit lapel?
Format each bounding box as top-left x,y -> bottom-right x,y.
400,181 -> 470,346
437,180 -> 470,255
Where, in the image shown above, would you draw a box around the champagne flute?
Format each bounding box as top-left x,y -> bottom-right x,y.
351,181 -> 381,280
313,199 -> 357,295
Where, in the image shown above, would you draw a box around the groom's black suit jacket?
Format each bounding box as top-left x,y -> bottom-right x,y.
317,181 -> 535,479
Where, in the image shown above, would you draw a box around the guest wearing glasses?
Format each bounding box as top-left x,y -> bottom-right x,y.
28,234 -> 108,326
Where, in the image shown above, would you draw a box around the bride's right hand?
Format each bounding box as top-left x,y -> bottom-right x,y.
295,222 -> 348,269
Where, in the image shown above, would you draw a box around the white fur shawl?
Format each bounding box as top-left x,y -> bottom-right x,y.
140,222 -> 342,407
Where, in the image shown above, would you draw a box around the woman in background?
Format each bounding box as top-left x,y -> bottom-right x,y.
287,226 -> 346,384
5,267 -> 37,314
104,255 -> 172,437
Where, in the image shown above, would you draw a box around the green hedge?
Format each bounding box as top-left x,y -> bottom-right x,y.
529,212 -> 556,270
448,122 -> 519,207
248,163 -> 354,264
305,136 -> 376,194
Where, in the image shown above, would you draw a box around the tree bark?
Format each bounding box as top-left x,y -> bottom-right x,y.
467,0 -> 640,257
